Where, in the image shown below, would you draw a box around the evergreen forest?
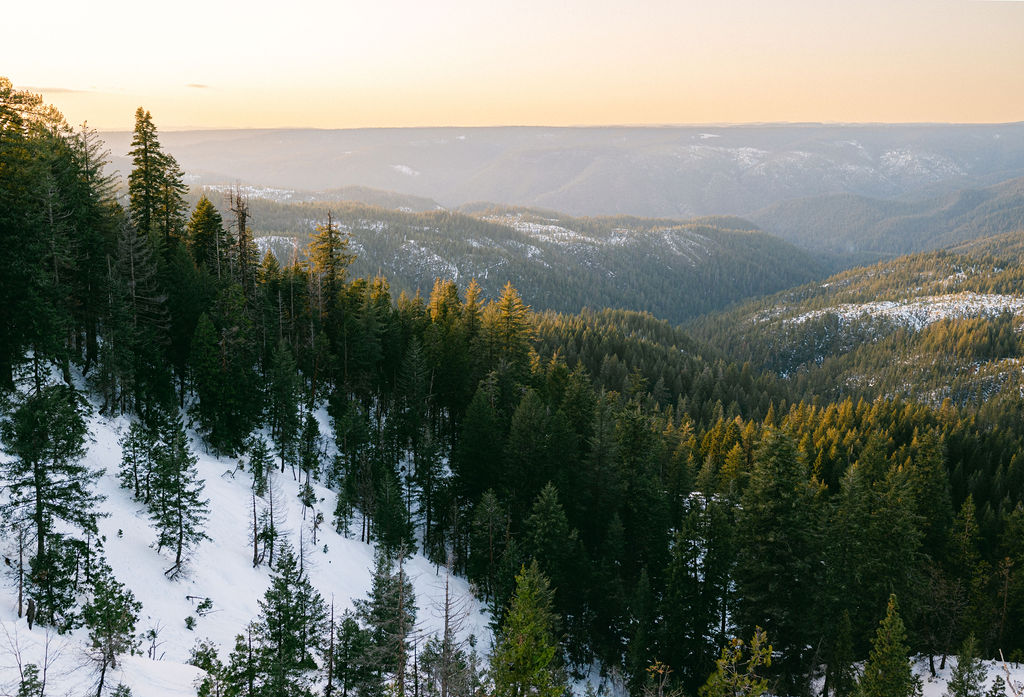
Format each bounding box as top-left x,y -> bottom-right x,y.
5,78 -> 1024,697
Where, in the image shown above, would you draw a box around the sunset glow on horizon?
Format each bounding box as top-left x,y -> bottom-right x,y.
7,0 -> 1024,130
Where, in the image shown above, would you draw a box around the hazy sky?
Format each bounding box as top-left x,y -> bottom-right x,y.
6,0 -> 1024,129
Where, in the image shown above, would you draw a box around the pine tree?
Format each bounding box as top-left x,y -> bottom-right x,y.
698,627 -> 772,697
308,211 -> 354,323
128,107 -> 185,244
98,215 -> 171,414
454,379 -> 505,508
252,543 -> 327,697
504,390 -> 576,524
489,561 -> 564,697
733,428 -> 823,691
827,610 -> 856,697
985,676 -> 1007,697
83,562 -> 142,697
944,634 -> 987,697
118,419 -> 156,502
328,609 -> 374,697
524,482 -> 582,625
149,412 -> 209,576
224,625 -> 259,697
855,595 -> 921,697
826,445 -> 924,656
374,468 -> 415,553
248,434 -> 275,498
67,124 -> 120,376
161,236 -> 213,407
0,383 -> 101,628
128,108 -> 160,238
469,490 -> 509,603
155,151 -> 188,246
355,546 -> 417,696
190,638 -> 229,697
661,495 -> 733,692
481,282 -> 533,380
0,80 -> 55,389
190,284 -> 262,453
298,410 -> 323,481
187,195 -> 228,274
268,340 -> 301,466
16,664 -> 43,697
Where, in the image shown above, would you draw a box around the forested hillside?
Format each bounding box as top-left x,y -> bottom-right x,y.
6,80 -> 1024,697
188,192 -> 825,325
753,176 -> 1024,257
693,236 -> 1024,420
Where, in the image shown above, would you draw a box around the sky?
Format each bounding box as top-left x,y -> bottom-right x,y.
5,0 -> 1024,130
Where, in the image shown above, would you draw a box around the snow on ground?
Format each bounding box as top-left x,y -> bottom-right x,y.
203,184 -> 298,203
914,656 -> 1022,697
395,242 -> 461,279
483,214 -> 602,247
807,656 -> 1024,697
255,234 -> 300,259
786,292 -> 1024,330
659,229 -> 712,266
0,395 -> 490,697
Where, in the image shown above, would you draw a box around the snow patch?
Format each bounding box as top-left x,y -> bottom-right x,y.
786,292 -> 1024,330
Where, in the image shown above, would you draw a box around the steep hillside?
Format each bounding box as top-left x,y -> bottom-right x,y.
224,196 -> 825,324
693,234 -> 1024,410
753,176 -> 1024,257
0,388 -> 490,697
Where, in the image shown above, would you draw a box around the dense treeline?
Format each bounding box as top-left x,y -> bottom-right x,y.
693,247 -> 1024,413
6,81 -> 1024,697
193,192 -> 825,325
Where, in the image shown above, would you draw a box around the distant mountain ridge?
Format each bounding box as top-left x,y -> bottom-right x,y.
753,175 -> 1024,257
99,123 -> 1024,219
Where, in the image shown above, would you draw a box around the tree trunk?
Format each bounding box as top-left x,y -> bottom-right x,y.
252,491 -> 259,567
17,529 -> 24,618
326,599 -> 335,696
95,657 -> 108,697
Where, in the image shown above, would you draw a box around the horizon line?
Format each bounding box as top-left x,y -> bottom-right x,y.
95,120 -> 1024,133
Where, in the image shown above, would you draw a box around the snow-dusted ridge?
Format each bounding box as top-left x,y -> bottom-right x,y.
783,292 -> 1024,330
0,386 -> 490,697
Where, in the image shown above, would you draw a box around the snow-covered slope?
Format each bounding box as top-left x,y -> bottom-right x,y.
0,399 -> 490,697
784,292 -> 1024,330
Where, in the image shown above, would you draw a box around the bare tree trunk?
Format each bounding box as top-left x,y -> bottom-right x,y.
252,490 -> 259,567
17,527 -> 24,618
95,656 -> 108,697
326,598 -> 335,696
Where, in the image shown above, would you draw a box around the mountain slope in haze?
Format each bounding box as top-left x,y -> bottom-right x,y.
693,231 -> 1024,411
225,194 -> 826,324
752,175 -> 1024,257
200,183 -> 443,211
100,123 -> 1024,218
